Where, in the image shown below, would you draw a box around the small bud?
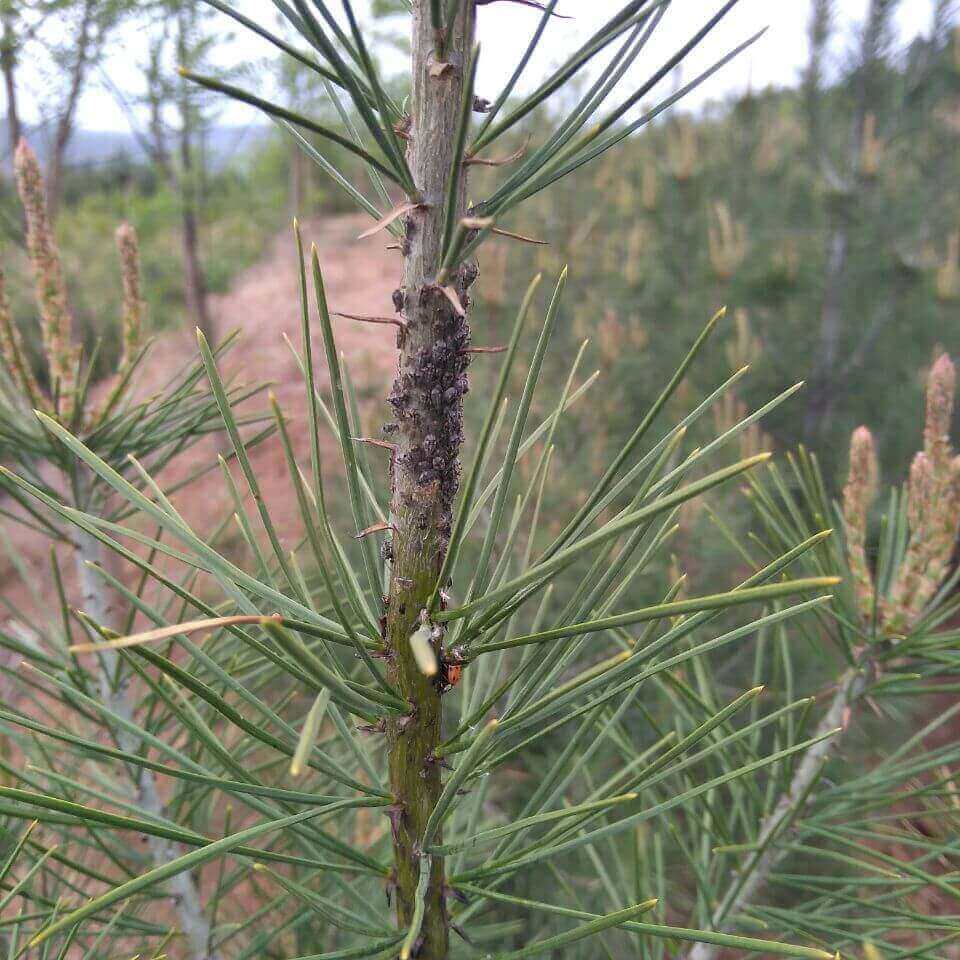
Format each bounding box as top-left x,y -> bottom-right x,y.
707,201 -> 748,281
847,427 -> 879,512
858,111 -> 883,179
842,426 -> 878,623
641,160 -> 658,211
924,353 -> 955,464
935,232 -> 959,303
666,117 -> 698,181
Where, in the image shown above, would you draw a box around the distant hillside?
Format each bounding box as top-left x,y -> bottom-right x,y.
0,117 -> 272,171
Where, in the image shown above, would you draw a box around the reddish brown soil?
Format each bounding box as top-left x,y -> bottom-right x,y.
150,212 -> 401,538
0,215 -> 405,953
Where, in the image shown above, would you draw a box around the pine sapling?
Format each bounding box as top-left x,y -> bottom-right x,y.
684,353 -> 960,957
0,3 -> 887,958
0,141 -> 262,960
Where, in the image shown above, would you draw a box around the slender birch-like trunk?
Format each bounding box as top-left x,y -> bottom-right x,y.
685,664 -> 871,960
75,483 -> 217,960
385,2 -> 476,954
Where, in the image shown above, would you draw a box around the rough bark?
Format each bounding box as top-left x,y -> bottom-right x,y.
75,483 -> 217,960
684,664 -> 871,960
384,2 -> 476,955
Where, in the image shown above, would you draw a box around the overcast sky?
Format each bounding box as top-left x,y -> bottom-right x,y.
14,0 -> 936,133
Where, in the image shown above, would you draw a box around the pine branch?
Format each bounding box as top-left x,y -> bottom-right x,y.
74,481 -> 216,960
683,661 -> 870,960
6,3 -> 928,956
383,2 -> 477,955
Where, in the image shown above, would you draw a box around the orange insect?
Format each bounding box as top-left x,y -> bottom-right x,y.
435,659 -> 464,694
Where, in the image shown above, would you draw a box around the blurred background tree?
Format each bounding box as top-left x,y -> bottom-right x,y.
100,0 -> 224,340
0,0 -> 135,215
466,0 -> 960,491
0,0 -> 956,495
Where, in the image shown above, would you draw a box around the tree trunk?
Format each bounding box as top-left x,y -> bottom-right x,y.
74,478 -> 217,960
385,2 -> 476,955
803,0 -> 890,441
801,0 -> 832,172
46,0 -> 96,220
1,15 -> 20,175
176,4 -> 214,343
684,663 -> 871,960
182,203 -> 214,342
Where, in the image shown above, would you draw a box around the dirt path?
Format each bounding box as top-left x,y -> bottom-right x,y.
152,212 -> 401,541
1,213 -> 401,628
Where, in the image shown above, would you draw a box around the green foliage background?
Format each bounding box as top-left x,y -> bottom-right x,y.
7,19 -> 957,482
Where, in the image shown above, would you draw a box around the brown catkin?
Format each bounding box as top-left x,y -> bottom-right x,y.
883,354 -> 960,632
14,139 -> 80,421
116,223 -> 146,370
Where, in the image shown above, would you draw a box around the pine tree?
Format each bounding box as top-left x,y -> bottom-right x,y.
0,2 -> 957,959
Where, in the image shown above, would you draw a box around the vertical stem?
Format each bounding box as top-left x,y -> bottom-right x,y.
75,479 -> 217,960
683,664 -> 870,960
803,0 -> 888,441
177,5 -> 214,344
386,1 -> 476,955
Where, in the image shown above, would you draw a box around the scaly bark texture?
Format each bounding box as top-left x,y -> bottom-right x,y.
385,1 -> 477,955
